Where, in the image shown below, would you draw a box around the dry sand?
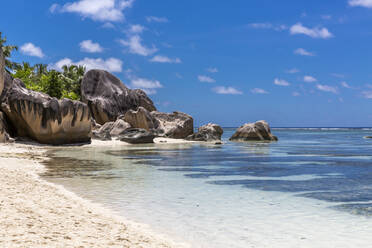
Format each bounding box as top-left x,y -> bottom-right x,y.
0,142 -> 188,248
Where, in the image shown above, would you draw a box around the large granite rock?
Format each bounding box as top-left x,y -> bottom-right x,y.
119,128 -> 155,144
186,123 -> 223,142
81,70 -> 156,125
150,111 -> 193,139
0,74 -> 92,145
92,119 -> 131,140
0,49 -> 4,97
229,120 -> 278,142
0,111 -> 12,143
123,107 -> 158,131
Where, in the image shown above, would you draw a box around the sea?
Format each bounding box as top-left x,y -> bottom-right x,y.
42,128 -> 372,248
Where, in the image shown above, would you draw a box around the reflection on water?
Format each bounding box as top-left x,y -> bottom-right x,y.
41,129 -> 372,247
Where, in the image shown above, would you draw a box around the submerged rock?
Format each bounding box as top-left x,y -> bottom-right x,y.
81,69 -> 156,125
230,120 -> 278,142
119,128 -> 155,144
186,123 -> 223,142
0,74 -> 92,145
150,111 -> 193,139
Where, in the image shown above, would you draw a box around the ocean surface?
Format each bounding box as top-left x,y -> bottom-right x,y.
42,129 -> 372,248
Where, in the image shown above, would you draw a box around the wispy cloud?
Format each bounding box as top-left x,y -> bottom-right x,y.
286,68 -> 300,74
251,88 -> 269,94
130,77 -> 163,95
290,23 -> 333,39
20,43 -> 45,58
274,78 -> 290,86
128,24 -> 145,34
50,0 -> 134,22
213,86 -> 243,95
150,55 -> 181,64
248,22 -> 287,31
316,84 -> 338,94
294,48 -> 315,56
349,0 -> 372,8
362,91 -> 372,98
331,73 -> 345,78
198,75 -> 215,83
341,81 -> 352,88
119,35 -> 157,56
79,40 -> 103,53
146,16 -> 168,23
304,75 -> 317,83
292,91 -> 300,96
50,57 -> 123,73
207,67 -> 218,73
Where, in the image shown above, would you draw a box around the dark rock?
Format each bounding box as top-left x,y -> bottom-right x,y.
0,49 -> 4,97
81,69 -> 156,125
364,136 -> 372,139
119,128 -> 155,144
150,111 -> 193,139
230,120 -> 278,142
0,74 -> 92,145
186,123 -> 223,142
0,111 -> 12,143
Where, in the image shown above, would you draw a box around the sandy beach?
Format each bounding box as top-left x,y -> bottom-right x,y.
0,142 -> 188,248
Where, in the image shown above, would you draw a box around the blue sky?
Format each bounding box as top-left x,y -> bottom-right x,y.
2,0 -> 372,127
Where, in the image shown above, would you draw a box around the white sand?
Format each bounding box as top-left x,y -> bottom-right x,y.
0,143 -> 188,248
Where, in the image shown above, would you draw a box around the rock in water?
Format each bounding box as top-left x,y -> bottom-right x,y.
229,120 -> 278,142
119,128 -> 155,144
150,111 -> 193,139
81,70 -> 156,124
0,49 -> 4,97
186,123 -> 223,142
0,75 -> 91,145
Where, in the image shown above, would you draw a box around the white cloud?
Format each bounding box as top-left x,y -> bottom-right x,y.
207,67 -> 218,73
321,15 -> 332,20
198,75 -> 215,83
304,75 -> 317,83
316,84 -> 338,94
50,57 -> 123,73
130,78 -> 163,95
51,0 -> 134,22
128,24 -> 145,33
119,35 -> 157,56
213,86 -> 243,95
251,88 -> 269,94
146,16 -> 168,23
101,22 -> 115,29
150,55 -> 181,64
290,23 -> 333,39
294,48 -> 315,56
20,43 -> 45,58
274,78 -> 290,86
341,81 -> 352,88
248,23 -> 287,31
79,40 -> 103,53
349,0 -> 372,8
286,68 -> 300,74
292,91 -> 300,96
362,91 -> 372,98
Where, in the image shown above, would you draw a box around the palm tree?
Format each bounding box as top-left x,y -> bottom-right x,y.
0,32 -> 19,72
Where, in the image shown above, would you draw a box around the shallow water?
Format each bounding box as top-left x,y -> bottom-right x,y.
42,129 -> 372,247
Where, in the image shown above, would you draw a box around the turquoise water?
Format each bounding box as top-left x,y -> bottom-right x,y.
43,129 -> 372,247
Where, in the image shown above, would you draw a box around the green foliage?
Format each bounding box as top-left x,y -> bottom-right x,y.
12,63 -> 86,101
0,32 -> 19,71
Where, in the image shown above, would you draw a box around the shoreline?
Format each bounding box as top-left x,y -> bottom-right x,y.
0,141 -> 189,248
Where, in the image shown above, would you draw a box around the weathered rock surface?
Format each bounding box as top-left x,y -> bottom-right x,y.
119,128 -> 155,144
186,123 -> 223,142
92,119 -> 131,140
150,111 -> 193,139
0,74 -> 92,145
0,111 -> 12,143
81,70 -> 156,125
123,107 -> 158,131
229,120 -> 278,142
0,49 -> 4,97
